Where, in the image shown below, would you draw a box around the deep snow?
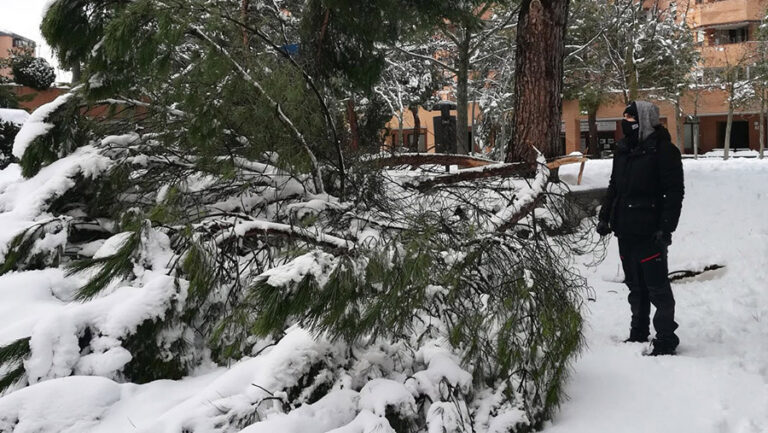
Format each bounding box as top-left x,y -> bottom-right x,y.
551,158 -> 768,433
0,157 -> 766,432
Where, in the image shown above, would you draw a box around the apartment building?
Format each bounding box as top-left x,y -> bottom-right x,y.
1,30 -> 36,78
562,0 -> 768,156
0,30 -> 65,112
386,0 -> 768,156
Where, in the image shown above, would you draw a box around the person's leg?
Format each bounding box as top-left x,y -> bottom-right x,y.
638,242 -> 679,351
619,238 -> 650,341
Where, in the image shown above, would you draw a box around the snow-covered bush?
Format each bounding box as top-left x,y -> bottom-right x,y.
0,121 -> 20,169
10,56 -> 56,91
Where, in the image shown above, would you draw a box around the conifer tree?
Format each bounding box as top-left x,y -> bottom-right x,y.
0,1 -> 596,430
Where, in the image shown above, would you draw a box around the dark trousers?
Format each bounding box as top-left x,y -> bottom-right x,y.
618,236 -> 679,348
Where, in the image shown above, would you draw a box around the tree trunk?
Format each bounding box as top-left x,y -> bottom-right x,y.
724,91 -> 734,160
347,99 -> 359,151
241,0 -> 249,47
675,97 -> 684,153
587,107 -> 599,158
627,43 -> 638,102
455,34 -> 471,155
760,90 -> 766,159
410,105 -> 421,152
507,0 -> 570,168
70,62 -> 81,84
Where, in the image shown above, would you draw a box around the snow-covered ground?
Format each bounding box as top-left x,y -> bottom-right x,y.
0,157 -> 766,432
552,158 -> 768,433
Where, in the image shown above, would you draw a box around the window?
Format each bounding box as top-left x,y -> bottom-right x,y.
12,38 -> 34,49
713,26 -> 750,45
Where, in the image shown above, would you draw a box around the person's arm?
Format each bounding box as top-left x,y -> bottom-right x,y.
658,140 -> 684,234
598,157 -> 618,226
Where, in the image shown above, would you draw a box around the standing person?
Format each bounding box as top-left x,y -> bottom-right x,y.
596,101 -> 684,356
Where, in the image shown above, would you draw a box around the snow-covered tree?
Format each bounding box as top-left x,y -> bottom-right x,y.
0,1 -> 596,431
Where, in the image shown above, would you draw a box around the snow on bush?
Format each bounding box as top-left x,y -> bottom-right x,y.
10,56 -> 56,91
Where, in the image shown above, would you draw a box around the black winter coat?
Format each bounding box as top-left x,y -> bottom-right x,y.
598,126 -> 684,238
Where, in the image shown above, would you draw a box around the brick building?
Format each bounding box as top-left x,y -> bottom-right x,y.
0,30 -> 65,112
386,0 -> 768,156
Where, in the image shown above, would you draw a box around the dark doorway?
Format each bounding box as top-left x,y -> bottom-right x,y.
717,121 -> 749,149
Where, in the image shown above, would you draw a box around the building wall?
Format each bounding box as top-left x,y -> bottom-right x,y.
8,85 -> 67,112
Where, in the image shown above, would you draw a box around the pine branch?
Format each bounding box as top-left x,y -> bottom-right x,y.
190,25 -> 325,195
215,220 -> 354,252
0,337 -> 30,393
371,153 -> 497,169
404,163 -> 530,192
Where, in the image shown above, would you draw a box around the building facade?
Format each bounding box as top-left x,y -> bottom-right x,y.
385,0 -> 768,156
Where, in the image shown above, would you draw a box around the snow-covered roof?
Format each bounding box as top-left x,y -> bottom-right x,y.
0,108 -> 30,126
0,29 -> 35,43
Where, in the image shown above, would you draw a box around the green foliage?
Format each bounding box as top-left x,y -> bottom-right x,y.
19,94 -> 89,178
10,54 -> 56,90
0,220 -> 67,275
121,317 -> 188,383
0,120 -> 20,168
67,228 -> 140,300
0,85 -> 20,109
0,338 -> 31,394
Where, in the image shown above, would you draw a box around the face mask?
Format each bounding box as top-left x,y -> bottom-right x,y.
621,119 -> 639,139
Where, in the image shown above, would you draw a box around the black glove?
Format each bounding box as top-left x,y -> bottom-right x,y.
653,230 -> 672,247
596,220 -> 611,236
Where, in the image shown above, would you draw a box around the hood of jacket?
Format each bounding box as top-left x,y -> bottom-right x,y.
635,101 -> 661,142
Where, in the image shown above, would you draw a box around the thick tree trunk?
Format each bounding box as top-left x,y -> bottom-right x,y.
507,0 -> 570,169
456,35 -> 471,155
587,108 -> 599,158
410,105 -> 421,151
70,62 -> 81,84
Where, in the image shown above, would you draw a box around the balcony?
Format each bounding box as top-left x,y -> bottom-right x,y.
697,0 -> 763,28
699,41 -> 761,67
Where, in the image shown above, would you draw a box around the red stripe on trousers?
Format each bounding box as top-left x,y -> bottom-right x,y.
641,253 -> 661,263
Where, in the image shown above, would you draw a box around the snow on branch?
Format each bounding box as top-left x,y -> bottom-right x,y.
215,220 -> 355,251
404,162 -> 531,192
370,152 -> 497,169
488,154 -> 549,232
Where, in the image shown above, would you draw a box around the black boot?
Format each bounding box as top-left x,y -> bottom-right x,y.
623,328 -> 649,343
645,338 -> 677,356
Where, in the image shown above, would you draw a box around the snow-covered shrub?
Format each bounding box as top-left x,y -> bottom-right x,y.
11,56 -> 56,91
0,120 -> 20,169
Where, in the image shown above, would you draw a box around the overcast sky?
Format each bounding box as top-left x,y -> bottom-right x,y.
0,0 -> 71,81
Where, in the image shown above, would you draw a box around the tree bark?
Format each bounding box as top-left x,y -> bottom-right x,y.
456,33 -> 471,155
587,107 -> 599,158
724,88 -> 734,160
241,0 -> 249,47
760,90 -> 765,159
675,97 -> 684,153
70,62 -> 81,84
507,0 -> 570,169
410,105 -> 421,151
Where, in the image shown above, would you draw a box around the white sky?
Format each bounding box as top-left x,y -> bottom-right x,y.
0,0 -> 71,82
